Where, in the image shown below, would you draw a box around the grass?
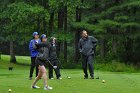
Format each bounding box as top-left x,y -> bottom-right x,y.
0,55 -> 140,93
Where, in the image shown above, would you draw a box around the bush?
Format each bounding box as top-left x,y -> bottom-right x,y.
94,60 -> 138,72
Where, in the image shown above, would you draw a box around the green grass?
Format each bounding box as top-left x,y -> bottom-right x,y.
0,55 -> 140,93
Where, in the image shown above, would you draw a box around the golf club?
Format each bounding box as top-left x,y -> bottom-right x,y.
86,46 -> 99,79
46,59 -> 57,69
93,55 -> 100,79
94,48 -> 100,79
56,57 -> 71,79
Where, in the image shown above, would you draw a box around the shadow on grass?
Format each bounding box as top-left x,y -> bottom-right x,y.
0,74 -> 19,76
16,62 -> 30,66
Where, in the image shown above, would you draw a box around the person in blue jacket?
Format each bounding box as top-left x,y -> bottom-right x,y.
29,32 -> 41,80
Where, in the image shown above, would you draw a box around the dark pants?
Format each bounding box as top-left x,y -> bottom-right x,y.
49,59 -> 61,78
82,55 -> 94,78
29,57 -> 38,78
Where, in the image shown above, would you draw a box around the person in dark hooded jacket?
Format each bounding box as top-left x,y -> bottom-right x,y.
79,30 -> 98,79
48,37 -> 62,80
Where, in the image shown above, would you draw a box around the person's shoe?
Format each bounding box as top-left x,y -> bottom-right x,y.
31,85 -> 40,89
44,86 -> 53,90
57,77 -> 62,80
29,77 -> 32,80
84,77 -> 88,79
90,77 -> 94,79
50,77 -> 54,80
96,76 -> 100,79
84,74 -> 88,79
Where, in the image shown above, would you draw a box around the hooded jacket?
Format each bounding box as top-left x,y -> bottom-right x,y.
49,38 -> 58,60
49,43 -> 57,59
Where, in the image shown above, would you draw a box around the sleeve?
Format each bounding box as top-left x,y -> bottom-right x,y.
32,41 -> 37,50
91,36 -> 98,50
35,42 -> 48,47
35,42 -> 50,49
29,40 -> 34,51
78,39 -> 82,53
48,44 -> 51,60
92,36 -> 98,43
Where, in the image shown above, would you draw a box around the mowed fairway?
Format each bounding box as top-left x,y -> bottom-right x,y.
0,68 -> 140,93
0,55 -> 140,93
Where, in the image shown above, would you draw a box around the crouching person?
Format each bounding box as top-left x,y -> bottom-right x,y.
31,34 -> 53,90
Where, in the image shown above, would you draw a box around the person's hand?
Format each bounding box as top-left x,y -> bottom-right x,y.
35,41 -> 38,44
79,50 -> 82,54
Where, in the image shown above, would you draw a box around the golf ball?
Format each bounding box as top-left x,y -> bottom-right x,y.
68,77 -> 71,79
8,89 -> 12,92
102,80 -> 105,83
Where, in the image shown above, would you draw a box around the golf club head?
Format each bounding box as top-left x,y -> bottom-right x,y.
96,76 -> 100,79
53,66 -> 57,69
67,76 -> 71,79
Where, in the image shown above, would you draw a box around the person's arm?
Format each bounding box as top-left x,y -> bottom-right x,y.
91,36 -> 98,48
92,36 -> 98,43
78,39 -> 82,53
93,37 -> 98,56
48,43 -> 51,60
35,42 -> 49,48
29,40 -> 32,51
29,40 -> 36,51
87,36 -> 98,56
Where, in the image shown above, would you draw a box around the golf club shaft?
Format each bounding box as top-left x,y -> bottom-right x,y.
56,57 -> 69,77
94,48 -> 99,79
46,59 -> 55,68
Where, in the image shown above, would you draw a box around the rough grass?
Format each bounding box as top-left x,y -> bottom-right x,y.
1,55 -> 139,72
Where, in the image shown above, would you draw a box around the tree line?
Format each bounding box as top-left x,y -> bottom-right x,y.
0,0 -> 140,67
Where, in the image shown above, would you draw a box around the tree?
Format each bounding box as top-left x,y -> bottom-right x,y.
0,2 -> 48,63
74,0 -> 84,63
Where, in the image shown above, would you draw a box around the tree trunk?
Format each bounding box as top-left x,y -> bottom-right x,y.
36,16 -> 40,32
74,30 -> 81,63
49,12 -> 54,35
112,36 -> 117,54
57,7 -> 64,57
63,5 -> 68,62
100,36 -> 105,58
43,0 -> 50,34
74,0 -> 83,63
10,40 -> 16,63
124,37 -> 133,64
58,8 -> 64,29
43,17 -> 47,33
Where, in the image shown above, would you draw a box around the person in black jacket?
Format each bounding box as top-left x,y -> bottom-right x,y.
79,30 -> 98,79
31,34 -> 53,90
48,37 -> 62,80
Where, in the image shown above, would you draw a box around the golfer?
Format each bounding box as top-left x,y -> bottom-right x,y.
48,37 -> 62,80
79,30 -> 97,79
29,32 -> 41,80
31,34 -> 53,90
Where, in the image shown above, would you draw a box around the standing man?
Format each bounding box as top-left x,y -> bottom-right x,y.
79,30 -> 97,79
48,37 -> 62,80
29,32 -> 41,80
